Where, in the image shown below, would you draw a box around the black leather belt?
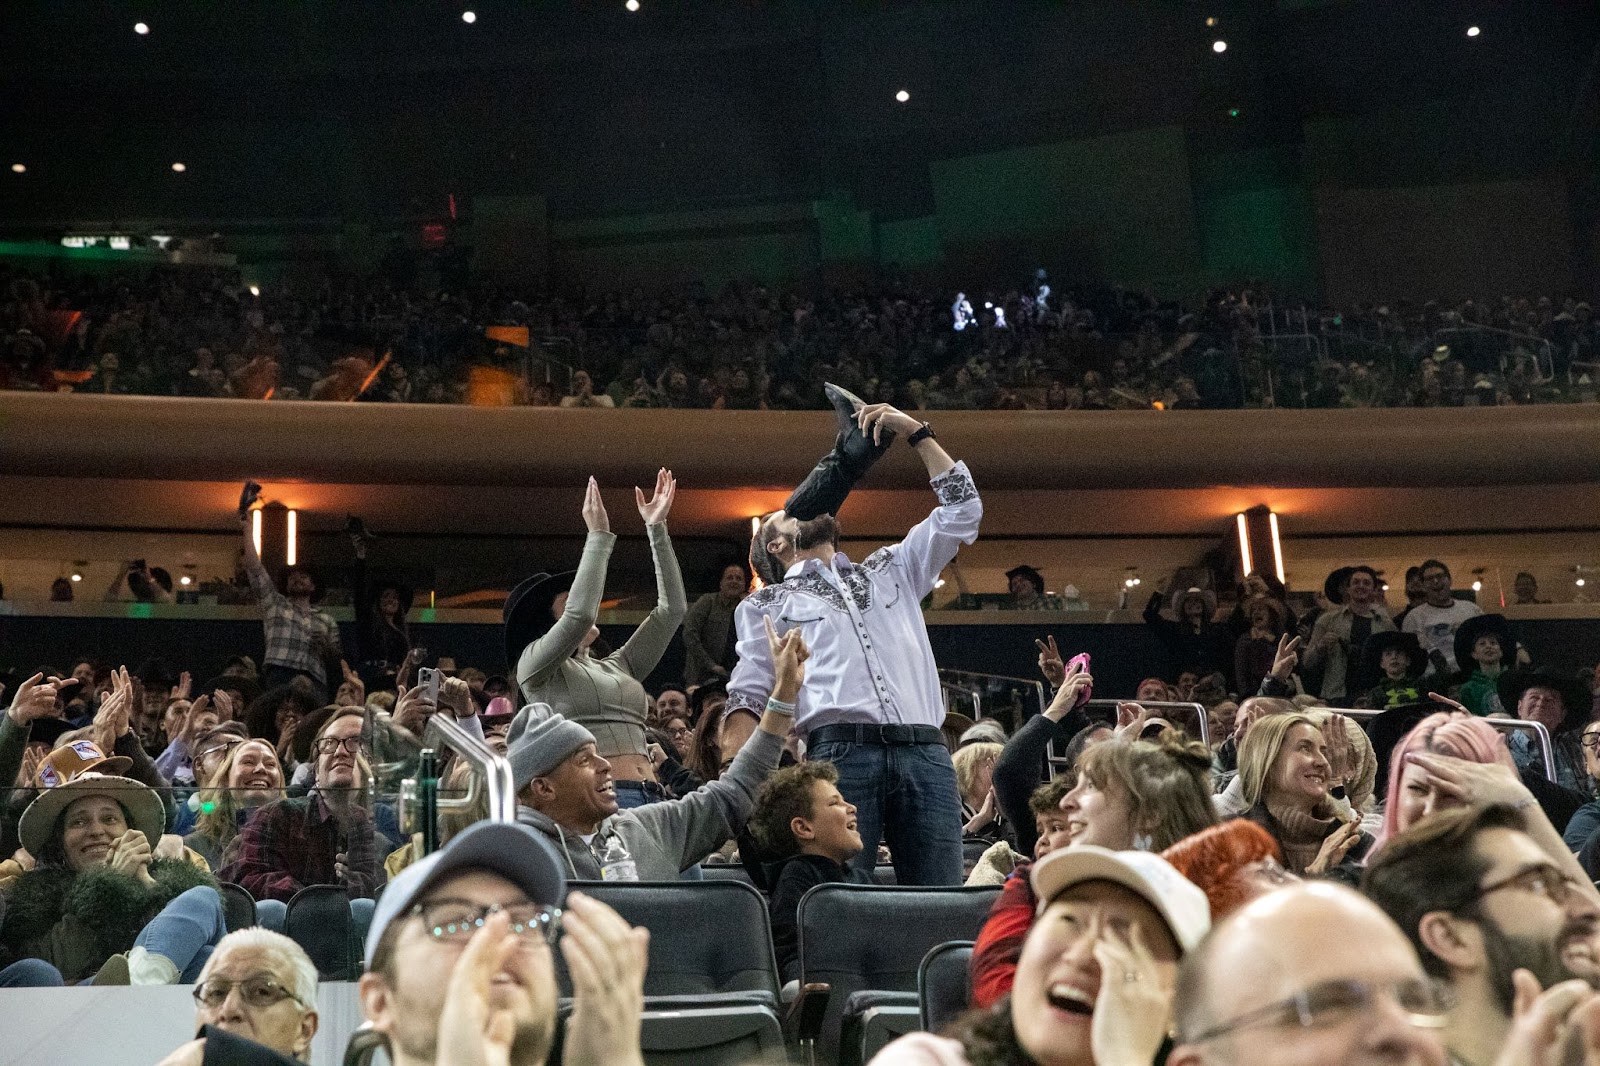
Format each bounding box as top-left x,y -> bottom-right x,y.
806,723 -> 945,747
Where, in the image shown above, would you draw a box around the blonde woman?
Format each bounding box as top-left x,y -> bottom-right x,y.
953,740 -> 1005,842
1235,712 -> 1372,877
184,739 -> 286,870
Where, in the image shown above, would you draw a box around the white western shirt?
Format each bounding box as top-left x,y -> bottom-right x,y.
726,461 -> 982,736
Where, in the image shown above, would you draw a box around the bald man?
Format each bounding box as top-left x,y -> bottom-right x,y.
1168,882 -> 1448,1066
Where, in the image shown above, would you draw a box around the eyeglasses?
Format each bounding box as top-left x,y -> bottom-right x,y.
313,736 -> 367,757
193,973 -> 306,1010
1581,734 -> 1600,753
665,727 -> 692,739
1186,977 -> 1451,1043
1460,863 -> 1582,910
411,899 -> 563,946
194,738 -> 243,763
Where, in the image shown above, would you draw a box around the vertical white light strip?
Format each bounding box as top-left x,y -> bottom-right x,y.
1267,511 -> 1285,585
1235,513 -> 1253,577
251,509 -> 262,557
1260,505 -> 1286,582
286,509 -> 298,566
749,516 -> 764,590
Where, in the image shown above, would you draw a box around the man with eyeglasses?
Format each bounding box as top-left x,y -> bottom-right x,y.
1363,803 -> 1600,1066
1168,881 -> 1450,1066
1400,559 -> 1481,677
156,928 -> 319,1065
220,708 -> 385,903
359,819 -> 648,1066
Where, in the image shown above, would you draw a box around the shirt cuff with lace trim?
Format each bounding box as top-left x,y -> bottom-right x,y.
726,691 -> 765,719
931,461 -> 979,507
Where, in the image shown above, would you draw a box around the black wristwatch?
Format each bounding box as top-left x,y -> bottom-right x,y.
907,421 -> 936,446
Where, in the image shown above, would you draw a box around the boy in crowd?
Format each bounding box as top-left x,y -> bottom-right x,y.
1358,631 -> 1427,709
750,762 -> 868,984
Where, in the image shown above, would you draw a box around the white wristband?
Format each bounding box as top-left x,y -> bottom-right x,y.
765,696 -> 797,716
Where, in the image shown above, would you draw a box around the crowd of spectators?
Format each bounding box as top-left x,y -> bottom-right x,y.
4,260 -> 1598,411
9,471 -> 1600,1063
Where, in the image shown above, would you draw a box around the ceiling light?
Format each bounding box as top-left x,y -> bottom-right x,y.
895,89 -> 910,103
179,575 -> 193,586
70,572 -> 83,582
249,285 -> 261,297
626,0 -> 640,9
1471,580 -> 1482,592
1466,25 -> 1480,37
461,10 -> 476,23
1212,40 -> 1228,54
171,162 -> 186,173
10,163 -> 25,174
1205,16 -> 1218,27
134,22 -> 150,35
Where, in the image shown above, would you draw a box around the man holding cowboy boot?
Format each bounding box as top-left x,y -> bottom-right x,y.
729,384 -> 981,885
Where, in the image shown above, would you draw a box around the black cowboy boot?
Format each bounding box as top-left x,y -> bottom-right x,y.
783,383 -> 895,521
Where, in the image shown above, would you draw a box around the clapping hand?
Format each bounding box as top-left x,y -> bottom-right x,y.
93,667 -> 134,754
634,467 -> 676,526
107,828 -> 155,885
435,910 -> 521,1066
582,477 -> 610,534
1036,635 -> 1066,688
1306,817 -> 1363,876
170,671 -> 192,703
1492,969 -> 1600,1066
562,893 -> 650,1066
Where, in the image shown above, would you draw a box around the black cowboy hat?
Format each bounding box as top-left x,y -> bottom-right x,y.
1360,630 -> 1426,679
689,679 -> 728,725
1453,614 -> 1516,678
1323,567 -> 1355,606
1005,565 -> 1046,594
502,571 -> 576,672
1497,669 -> 1592,732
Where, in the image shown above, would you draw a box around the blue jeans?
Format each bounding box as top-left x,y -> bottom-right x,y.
134,886 -> 228,983
613,780 -> 667,810
807,738 -> 964,886
0,958 -> 64,987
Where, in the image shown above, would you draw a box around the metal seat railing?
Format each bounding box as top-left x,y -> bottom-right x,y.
1336,707 -> 1557,781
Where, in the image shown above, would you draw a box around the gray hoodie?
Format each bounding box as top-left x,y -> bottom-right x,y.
517,727 -> 784,880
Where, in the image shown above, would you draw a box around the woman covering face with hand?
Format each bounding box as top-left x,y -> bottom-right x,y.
871,847 -> 1210,1066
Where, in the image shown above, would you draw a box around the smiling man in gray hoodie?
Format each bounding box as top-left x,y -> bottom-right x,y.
510,618 -> 807,879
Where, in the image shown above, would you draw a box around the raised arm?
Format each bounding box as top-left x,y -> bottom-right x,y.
517,478 -> 616,692
239,503 -> 278,606
633,618 -> 807,870
852,404 -> 980,600
616,469 -> 688,679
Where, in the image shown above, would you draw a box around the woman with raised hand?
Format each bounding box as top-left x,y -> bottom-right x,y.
506,470 -> 687,809
1235,711 -> 1372,878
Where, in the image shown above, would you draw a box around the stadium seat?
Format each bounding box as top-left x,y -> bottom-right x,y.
218,882 -> 258,932
793,883 -> 1000,1066
917,940 -> 975,1033
560,879 -> 780,1005
284,885 -> 358,980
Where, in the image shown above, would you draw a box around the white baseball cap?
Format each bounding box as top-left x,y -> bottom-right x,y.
1030,845 -> 1211,953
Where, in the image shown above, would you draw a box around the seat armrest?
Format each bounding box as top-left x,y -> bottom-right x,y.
783,982 -> 833,1042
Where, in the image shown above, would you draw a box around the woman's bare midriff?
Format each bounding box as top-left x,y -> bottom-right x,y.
605,753 -> 657,782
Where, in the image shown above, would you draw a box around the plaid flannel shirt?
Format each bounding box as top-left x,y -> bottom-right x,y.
246,560 -> 340,684
217,792 -> 383,903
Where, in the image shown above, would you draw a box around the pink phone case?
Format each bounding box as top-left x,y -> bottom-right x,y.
1065,653 -> 1092,709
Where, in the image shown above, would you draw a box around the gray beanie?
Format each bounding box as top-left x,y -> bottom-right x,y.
507,703 -> 597,791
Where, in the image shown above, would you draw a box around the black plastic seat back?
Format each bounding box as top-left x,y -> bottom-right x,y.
797,884 -> 999,1064
918,941 -> 975,1033
562,880 -> 779,1000
698,865 -> 755,887
284,884 -> 357,980
218,882 -> 258,932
